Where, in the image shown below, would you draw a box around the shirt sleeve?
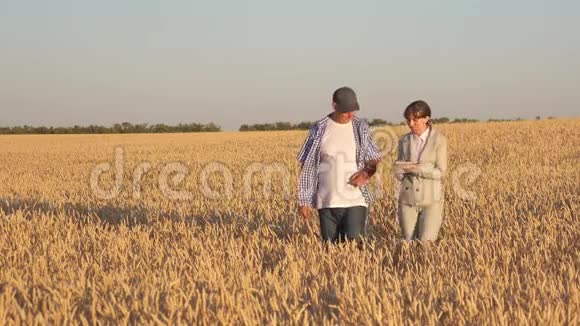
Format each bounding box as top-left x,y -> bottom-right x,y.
297,125 -> 317,166
297,125 -> 318,206
362,122 -> 383,162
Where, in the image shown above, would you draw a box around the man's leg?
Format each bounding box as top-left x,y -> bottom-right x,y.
318,208 -> 340,242
340,206 -> 367,241
398,203 -> 420,240
417,202 -> 443,241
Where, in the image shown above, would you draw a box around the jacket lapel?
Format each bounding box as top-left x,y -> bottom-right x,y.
402,133 -> 411,161
418,130 -> 436,163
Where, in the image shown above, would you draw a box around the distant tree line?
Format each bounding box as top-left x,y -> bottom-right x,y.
0,122 -> 221,135
487,117 -> 531,122
0,116 -> 544,134
430,117 -> 550,124
239,118 -> 396,131
367,119 -> 395,126
239,121 -> 315,131
449,118 -> 479,123
238,117 -> 518,131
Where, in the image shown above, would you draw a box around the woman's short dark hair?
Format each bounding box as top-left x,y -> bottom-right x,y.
404,100 -> 432,126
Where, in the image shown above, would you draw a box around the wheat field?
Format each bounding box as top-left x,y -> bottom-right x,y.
0,119 -> 578,325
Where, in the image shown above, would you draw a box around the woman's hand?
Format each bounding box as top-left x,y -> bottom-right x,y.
401,163 -> 420,174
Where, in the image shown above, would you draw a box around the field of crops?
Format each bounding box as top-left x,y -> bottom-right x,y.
0,119 -> 578,324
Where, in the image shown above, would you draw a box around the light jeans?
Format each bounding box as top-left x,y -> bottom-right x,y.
398,202 -> 443,241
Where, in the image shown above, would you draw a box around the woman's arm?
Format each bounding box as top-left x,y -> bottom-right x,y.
418,134 -> 447,180
394,138 -> 405,181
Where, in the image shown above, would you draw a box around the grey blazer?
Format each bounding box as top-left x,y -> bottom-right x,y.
397,128 -> 448,207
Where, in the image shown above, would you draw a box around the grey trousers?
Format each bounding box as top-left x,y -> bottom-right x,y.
318,206 -> 367,243
398,202 -> 443,241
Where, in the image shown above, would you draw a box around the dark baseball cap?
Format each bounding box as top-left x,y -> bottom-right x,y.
332,86 -> 360,113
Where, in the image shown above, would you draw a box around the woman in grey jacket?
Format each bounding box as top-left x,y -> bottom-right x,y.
395,100 -> 448,241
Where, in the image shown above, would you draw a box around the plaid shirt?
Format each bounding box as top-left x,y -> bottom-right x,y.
297,115 -> 382,207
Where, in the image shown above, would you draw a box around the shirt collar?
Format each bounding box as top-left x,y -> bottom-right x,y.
412,128 -> 430,142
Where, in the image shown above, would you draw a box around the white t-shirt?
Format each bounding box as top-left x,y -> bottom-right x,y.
316,119 -> 367,209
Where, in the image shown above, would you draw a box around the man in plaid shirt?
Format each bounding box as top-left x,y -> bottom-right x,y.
297,87 -> 382,242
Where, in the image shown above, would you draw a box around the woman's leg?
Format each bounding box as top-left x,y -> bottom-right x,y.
417,203 -> 443,241
398,203 -> 420,240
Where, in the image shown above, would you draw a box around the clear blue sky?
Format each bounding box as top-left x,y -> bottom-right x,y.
1,1 -> 578,130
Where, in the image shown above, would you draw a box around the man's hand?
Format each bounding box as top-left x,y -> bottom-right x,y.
299,205 -> 313,219
349,160 -> 379,187
348,170 -> 370,187
368,208 -> 377,225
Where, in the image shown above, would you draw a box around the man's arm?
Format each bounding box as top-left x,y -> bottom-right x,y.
349,122 -> 383,187
297,126 -> 318,217
297,125 -> 317,167
362,159 -> 379,177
